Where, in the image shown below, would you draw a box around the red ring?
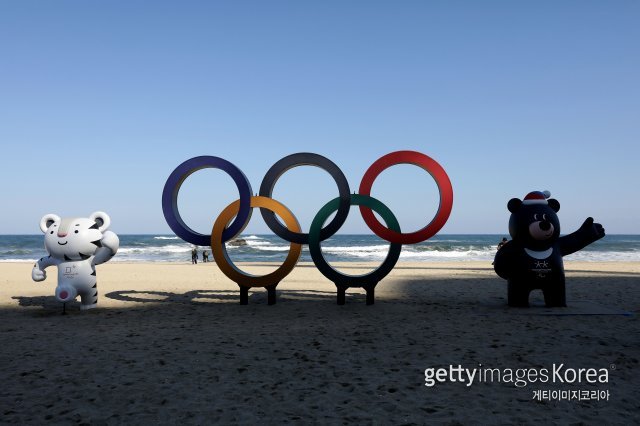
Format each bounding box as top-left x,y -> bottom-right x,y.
358,151 -> 453,244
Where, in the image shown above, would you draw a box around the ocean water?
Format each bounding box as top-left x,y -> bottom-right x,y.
1,234 -> 639,263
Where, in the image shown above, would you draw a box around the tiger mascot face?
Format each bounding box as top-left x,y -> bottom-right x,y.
40,212 -> 111,261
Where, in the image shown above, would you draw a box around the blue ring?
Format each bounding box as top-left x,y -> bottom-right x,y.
161,156 -> 252,245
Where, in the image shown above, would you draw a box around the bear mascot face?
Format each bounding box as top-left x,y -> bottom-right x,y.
507,191 -> 561,251
40,212 -> 111,261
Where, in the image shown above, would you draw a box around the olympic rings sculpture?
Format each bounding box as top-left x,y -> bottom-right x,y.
162,151 -> 453,305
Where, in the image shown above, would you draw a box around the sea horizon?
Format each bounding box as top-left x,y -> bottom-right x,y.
3,233 -> 639,263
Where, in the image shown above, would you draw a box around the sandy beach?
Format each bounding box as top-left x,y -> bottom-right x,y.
1,261 -> 638,424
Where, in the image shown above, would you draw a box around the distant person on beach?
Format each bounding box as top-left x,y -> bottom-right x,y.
202,250 -> 209,263
492,238 -> 509,265
497,237 -> 508,250
191,247 -> 198,264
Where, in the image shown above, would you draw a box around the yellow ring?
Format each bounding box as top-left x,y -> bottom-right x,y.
211,196 -> 302,288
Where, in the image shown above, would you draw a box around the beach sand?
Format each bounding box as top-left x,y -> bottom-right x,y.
1,261 -> 638,424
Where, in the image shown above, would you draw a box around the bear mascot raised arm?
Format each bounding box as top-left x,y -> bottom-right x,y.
31,212 -> 119,312
493,191 -> 605,307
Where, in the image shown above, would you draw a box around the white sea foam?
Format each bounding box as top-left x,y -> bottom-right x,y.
245,240 -> 270,246
246,244 -> 292,252
317,244 -> 496,261
316,247 -> 494,261
244,239 -> 290,251
322,245 -> 391,253
118,244 -> 192,254
3,235 -> 639,263
2,258 -> 38,263
240,239 -> 500,260
400,249 -> 494,260
565,250 -> 640,262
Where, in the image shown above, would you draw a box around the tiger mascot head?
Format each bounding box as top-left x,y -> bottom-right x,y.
39,212 -> 111,261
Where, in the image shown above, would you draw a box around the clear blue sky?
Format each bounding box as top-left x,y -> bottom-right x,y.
1,1 -> 638,235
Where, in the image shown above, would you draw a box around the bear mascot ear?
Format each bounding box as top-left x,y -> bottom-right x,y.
547,199 -> 560,212
40,214 -> 61,233
89,212 -> 111,232
507,198 -> 522,213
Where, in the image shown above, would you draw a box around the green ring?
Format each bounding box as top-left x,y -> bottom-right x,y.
309,194 -> 402,287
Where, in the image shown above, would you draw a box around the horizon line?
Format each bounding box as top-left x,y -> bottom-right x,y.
1,233 -> 637,237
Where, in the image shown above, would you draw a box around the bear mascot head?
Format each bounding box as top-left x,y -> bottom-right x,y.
507,190 -> 561,252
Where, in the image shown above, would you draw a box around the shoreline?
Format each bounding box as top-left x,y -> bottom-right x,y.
4,259 -> 640,265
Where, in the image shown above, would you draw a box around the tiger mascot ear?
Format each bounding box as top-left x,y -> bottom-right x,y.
89,212 -> 111,232
40,214 -> 61,233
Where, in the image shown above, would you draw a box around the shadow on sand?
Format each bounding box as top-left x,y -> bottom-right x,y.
2,274 -> 638,424
10,273 -> 638,317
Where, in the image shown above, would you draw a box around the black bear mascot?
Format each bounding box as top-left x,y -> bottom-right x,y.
494,191 -> 605,307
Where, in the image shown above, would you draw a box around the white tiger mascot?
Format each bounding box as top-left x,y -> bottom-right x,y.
31,212 -> 119,311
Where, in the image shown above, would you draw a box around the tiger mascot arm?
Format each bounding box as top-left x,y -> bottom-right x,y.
32,214 -> 62,282
32,255 -> 58,282
89,212 -> 119,265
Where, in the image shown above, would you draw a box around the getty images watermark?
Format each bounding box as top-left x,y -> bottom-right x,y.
424,364 -> 614,402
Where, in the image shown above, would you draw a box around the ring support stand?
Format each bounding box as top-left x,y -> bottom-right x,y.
335,282 -> 377,305
238,283 -> 278,305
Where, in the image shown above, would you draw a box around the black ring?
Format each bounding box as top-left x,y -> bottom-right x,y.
259,153 -> 351,244
309,194 -> 402,287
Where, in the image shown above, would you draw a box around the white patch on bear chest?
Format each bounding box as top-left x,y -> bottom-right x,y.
524,247 -> 553,259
